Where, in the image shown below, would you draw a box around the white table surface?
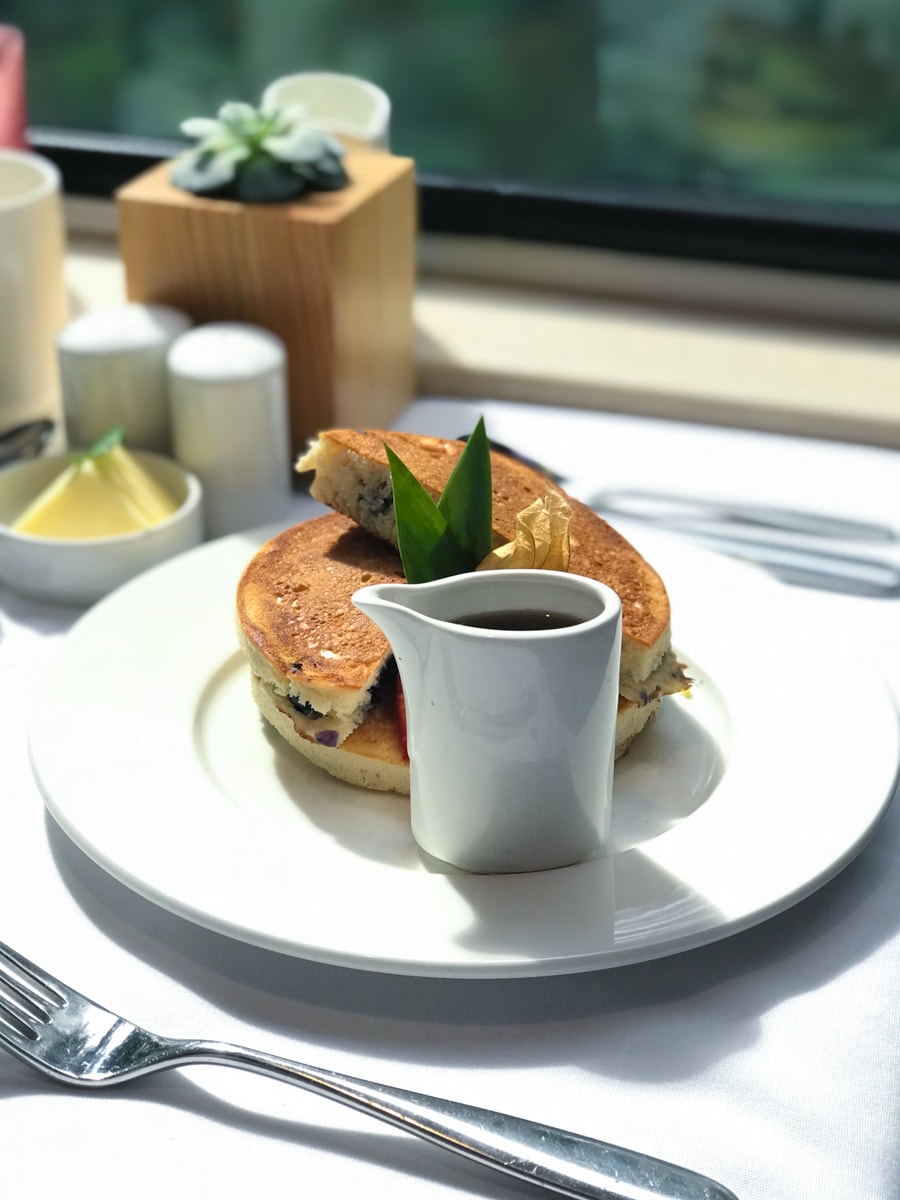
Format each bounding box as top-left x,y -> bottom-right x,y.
2,396 -> 899,1200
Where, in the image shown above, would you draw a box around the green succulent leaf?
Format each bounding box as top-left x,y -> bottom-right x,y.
262,127 -> 333,163
263,102 -> 310,129
386,421 -> 494,583
217,101 -> 260,133
171,149 -> 240,194
293,154 -> 349,189
220,143 -> 253,166
180,117 -> 226,140
230,157 -> 307,202
318,152 -> 349,175
174,99 -> 350,203
317,131 -> 347,158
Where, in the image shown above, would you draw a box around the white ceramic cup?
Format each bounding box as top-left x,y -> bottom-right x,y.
167,322 -> 292,539
262,72 -> 391,150
0,149 -> 68,431
58,303 -> 193,453
354,569 -> 623,874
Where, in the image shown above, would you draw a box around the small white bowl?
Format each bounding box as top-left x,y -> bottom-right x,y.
0,451 -> 203,605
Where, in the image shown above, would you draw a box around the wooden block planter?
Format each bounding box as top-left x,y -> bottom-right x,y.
116,150 -> 417,459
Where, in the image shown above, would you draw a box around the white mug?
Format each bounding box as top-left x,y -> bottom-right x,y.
354,569 -> 623,874
262,72 -> 391,151
0,150 -> 68,431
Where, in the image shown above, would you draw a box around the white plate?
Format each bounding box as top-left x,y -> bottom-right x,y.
29,527 -> 899,978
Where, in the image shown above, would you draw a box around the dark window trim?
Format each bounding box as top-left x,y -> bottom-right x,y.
36,128 -> 900,282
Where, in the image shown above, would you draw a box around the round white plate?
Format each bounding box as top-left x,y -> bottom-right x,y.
29,527 -> 899,978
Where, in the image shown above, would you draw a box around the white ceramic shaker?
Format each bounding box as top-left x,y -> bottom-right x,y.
167,322 -> 292,538
57,303 -> 192,452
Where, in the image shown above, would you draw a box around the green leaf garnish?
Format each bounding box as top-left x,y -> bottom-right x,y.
437,417 -> 493,565
70,425 -> 125,465
385,447 -> 470,583
386,418 -> 493,583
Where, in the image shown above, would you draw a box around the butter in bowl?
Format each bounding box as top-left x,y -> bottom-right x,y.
0,426 -> 203,605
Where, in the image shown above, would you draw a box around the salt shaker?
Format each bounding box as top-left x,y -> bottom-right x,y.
57,303 -> 192,452
167,322 -> 292,538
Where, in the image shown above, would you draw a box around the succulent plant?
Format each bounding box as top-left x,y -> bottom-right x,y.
170,101 -> 349,203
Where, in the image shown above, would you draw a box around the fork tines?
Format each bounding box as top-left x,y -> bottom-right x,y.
0,941 -> 64,1039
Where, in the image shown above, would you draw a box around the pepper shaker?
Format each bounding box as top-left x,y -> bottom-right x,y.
167,322 -> 292,538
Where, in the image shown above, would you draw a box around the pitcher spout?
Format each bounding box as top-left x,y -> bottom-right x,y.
351,582 -> 409,616
351,582 -> 433,658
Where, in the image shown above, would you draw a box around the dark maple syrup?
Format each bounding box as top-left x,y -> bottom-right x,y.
455,609 -> 585,631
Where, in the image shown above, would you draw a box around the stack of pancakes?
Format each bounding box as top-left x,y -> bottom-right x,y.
236,429 -> 688,793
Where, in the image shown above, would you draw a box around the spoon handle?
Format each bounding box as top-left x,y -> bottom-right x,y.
0,418 -> 54,465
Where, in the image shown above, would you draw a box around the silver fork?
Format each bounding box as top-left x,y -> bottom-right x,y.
0,939 -> 738,1200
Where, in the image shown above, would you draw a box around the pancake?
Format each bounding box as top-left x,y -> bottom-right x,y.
238,431 -> 688,793
298,429 -> 680,691
236,513 -> 404,748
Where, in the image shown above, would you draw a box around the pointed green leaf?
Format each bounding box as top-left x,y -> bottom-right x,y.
438,416 -> 493,564
70,424 -> 125,465
386,445 -> 470,583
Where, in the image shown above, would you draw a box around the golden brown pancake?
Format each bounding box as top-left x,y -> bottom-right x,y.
238,514 -> 401,699
239,432 -> 688,794
237,514 -> 404,748
298,429 -> 672,684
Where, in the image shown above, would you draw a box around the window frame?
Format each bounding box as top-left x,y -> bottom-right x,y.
33,127 -> 900,282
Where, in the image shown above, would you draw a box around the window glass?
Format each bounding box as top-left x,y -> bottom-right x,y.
10,0 -> 900,213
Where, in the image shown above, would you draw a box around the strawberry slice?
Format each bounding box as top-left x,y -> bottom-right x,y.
395,674 -> 409,762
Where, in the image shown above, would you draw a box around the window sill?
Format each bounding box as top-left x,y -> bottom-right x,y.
65,199 -> 900,449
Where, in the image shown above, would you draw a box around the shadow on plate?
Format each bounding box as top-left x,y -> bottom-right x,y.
43,786 -> 900,1076
239,668 -> 728,875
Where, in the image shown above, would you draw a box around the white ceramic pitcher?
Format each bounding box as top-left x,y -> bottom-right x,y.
353,569 -> 622,874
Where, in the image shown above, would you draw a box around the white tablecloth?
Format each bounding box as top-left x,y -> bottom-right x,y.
2,397 -> 899,1200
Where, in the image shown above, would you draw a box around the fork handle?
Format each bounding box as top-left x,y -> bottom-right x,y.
178,1040 -> 736,1200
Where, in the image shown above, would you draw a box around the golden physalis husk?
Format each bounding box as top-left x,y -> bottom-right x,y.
477,492 -> 572,572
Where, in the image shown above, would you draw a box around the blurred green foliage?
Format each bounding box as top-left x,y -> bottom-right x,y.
8,0 -> 900,208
